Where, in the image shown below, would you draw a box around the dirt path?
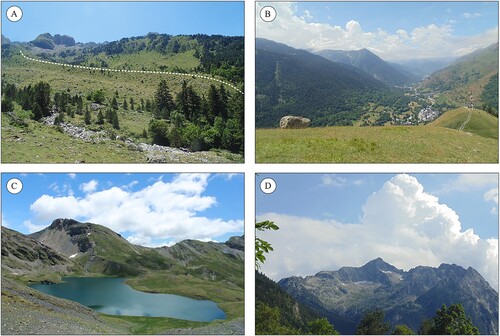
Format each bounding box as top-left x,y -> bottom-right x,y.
459,108 -> 473,131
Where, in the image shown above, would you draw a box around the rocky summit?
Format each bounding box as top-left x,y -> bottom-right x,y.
278,258 -> 498,334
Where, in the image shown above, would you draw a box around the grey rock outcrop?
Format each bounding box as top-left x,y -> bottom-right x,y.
280,116 -> 310,129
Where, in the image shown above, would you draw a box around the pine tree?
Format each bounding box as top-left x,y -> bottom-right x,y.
111,110 -> 120,129
154,79 -> 175,119
96,110 -> 105,125
84,106 -> 92,125
111,96 -> 119,110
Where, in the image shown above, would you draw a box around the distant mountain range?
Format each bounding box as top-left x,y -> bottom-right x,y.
315,48 -> 417,86
277,258 -> 498,334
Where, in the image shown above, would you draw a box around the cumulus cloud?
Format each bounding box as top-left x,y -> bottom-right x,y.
257,174 -> 498,289
256,3 -> 498,61
29,174 -> 243,245
80,180 -> 98,193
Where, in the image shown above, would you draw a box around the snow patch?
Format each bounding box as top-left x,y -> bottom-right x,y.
69,253 -> 78,259
381,270 -> 392,274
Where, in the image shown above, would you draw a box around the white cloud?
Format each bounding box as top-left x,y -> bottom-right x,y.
484,188 -> 498,215
258,174 -> 498,289
320,174 -> 364,188
29,174 -> 243,245
80,180 -> 98,193
462,12 -> 481,19
256,3 -> 498,61
68,173 -> 76,179
24,220 -> 46,234
454,174 -> 498,190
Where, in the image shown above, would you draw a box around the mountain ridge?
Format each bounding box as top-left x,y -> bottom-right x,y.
315,48 -> 416,86
278,258 -> 498,334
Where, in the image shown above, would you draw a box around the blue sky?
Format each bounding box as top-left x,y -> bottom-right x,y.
256,173 -> 499,288
2,173 -> 244,246
257,2 -> 498,61
2,2 -> 244,43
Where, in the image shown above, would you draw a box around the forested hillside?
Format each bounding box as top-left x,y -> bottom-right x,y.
255,38 -> 412,128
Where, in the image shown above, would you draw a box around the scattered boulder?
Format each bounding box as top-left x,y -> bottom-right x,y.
280,116 -> 310,129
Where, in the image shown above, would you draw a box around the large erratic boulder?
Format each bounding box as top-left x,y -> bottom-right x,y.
280,116 -> 310,129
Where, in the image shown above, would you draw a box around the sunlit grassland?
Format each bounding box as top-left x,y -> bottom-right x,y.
256,124 -> 498,163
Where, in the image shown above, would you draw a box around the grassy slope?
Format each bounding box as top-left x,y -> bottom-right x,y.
430,107 -> 498,139
256,124 -> 498,163
1,50 -> 243,163
2,113 -> 146,163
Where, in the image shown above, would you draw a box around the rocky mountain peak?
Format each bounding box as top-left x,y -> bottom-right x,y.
48,218 -> 82,230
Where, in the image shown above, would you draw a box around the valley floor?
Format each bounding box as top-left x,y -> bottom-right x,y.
256,124 -> 498,163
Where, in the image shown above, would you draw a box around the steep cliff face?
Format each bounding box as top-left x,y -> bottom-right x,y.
279,258 -> 498,334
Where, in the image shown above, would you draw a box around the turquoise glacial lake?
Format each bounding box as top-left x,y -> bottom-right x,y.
30,277 -> 226,321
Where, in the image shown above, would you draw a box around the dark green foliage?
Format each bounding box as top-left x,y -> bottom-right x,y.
111,97 -> 119,110
148,79 -> 243,153
222,118 -> 244,153
84,106 -> 92,125
2,96 -> 14,112
426,304 -> 479,335
129,97 -> 135,110
96,110 -> 105,125
418,319 -> 434,335
123,99 -> 128,110
33,81 -> 51,118
355,310 -> 390,335
91,89 -> 106,104
111,110 -> 120,130
148,119 -> 170,146
154,80 -> 175,119
391,324 -> 414,335
480,73 -> 498,115
308,318 -> 339,335
255,220 -> 279,269
256,302 -> 300,335
176,80 -> 201,121
255,271 -> 327,334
